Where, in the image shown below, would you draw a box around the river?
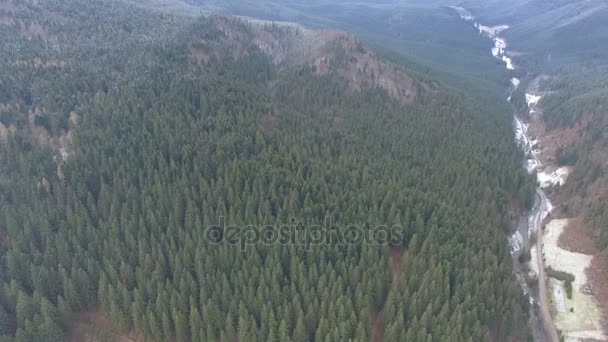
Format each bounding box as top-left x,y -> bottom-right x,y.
452,6 -> 559,342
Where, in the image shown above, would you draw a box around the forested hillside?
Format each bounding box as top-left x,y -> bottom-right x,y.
189,0 -> 512,95
0,0 -> 535,340
461,0 -> 608,261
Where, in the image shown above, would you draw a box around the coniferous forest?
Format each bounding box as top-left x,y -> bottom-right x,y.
0,0 -> 537,340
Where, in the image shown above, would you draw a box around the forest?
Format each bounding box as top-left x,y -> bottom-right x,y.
464,0 -> 608,256
0,0 -> 536,340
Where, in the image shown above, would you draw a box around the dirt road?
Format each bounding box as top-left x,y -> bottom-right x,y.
532,190 -> 559,342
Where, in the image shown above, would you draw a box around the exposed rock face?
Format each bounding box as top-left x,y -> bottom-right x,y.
188,16 -> 434,104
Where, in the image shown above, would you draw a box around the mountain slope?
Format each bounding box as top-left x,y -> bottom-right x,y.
465,0 -> 608,255
190,16 -> 432,103
0,0 -> 534,341
185,0 -> 513,95
455,0 -> 608,337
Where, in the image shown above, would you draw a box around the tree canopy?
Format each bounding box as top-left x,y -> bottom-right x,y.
0,0 -> 535,340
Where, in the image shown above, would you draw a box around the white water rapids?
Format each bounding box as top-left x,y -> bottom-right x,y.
451,6 -> 559,341
451,5 -> 552,245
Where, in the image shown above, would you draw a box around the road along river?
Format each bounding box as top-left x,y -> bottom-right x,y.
452,6 -> 559,342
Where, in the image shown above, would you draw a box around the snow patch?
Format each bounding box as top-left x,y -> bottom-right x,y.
541,198 -> 553,222
528,191 -> 553,237
553,283 -> 567,313
542,219 -> 604,341
529,245 -> 539,275
538,167 -> 570,188
526,93 -> 543,114
59,147 -> 69,161
492,37 -> 506,56
450,6 -> 474,21
514,117 -> 529,147
526,158 -> 539,173
530,198 -> 553,236
511,77 -> 520,89
526,93 -> 542,107
544,219 -> 591,289
509,231 -> 524,254
565,330 -> 607,342
451,7 -> 516,70
502,56 -> 514,70
478,24 -> 510,38
513,117 -> 541,173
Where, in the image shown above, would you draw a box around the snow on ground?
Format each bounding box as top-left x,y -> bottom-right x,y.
538,167 -> 570,188
541,199 -> 553,222
553,283 -> 567,313
515,272 -> 530,297
478,24 -> 509,38
513,116 -> 541,173
502,56 -> 514,70
566,330 -> 608,342
526,158 -> 539,173
543,219 -> 605,341
452,7 -> 516,71
526,93 -> 542,114
526,93 -> 542,110
527,192 -> 552,237
59,147 -> 69,161
509,231 -> 524,254
492,38 -> 506,56
514,117 -> 530,148
450,6 -> 474,21
455,7 -> 605,341
508,78 -> 518,100
511,77 -> 520,89
529,245 -> 539,274
544,220 -> 590,283
549,277 -> 606,342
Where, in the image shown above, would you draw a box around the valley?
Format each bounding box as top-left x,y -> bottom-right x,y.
0,0 -> 606,341
455,5 -> 608,341
0,0 -> 535,340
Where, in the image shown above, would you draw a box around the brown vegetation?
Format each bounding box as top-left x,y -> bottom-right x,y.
0,122 -> 12,143
0,15 -> 14,25
304,29 -> 420,103
67,309 -> 141,342
527,113 -> 583,167
371,308 -> 384,342
388,246 -> 403,280
15,58 -> 65,68
187,43 -> 210,64
0,1 -> 16,13
588,253 -> 608,333
188,16 -> 432,104
527,90 -> 608,334
558,216 -> 598,255
21,22 -> 59,44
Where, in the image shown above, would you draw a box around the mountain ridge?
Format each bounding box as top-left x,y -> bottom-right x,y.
189,15 -> 434,104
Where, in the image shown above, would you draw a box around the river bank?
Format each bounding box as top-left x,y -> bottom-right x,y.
452,6 -> 608,341
450,6 -> 590,341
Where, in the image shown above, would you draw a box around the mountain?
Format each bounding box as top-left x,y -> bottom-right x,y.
185,0 -> 513,94
197,0 -> 608,337
454,0 -> 608,339
0,0 -> 535,341
466,0 -> 608,263
190,16 -> 431,103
